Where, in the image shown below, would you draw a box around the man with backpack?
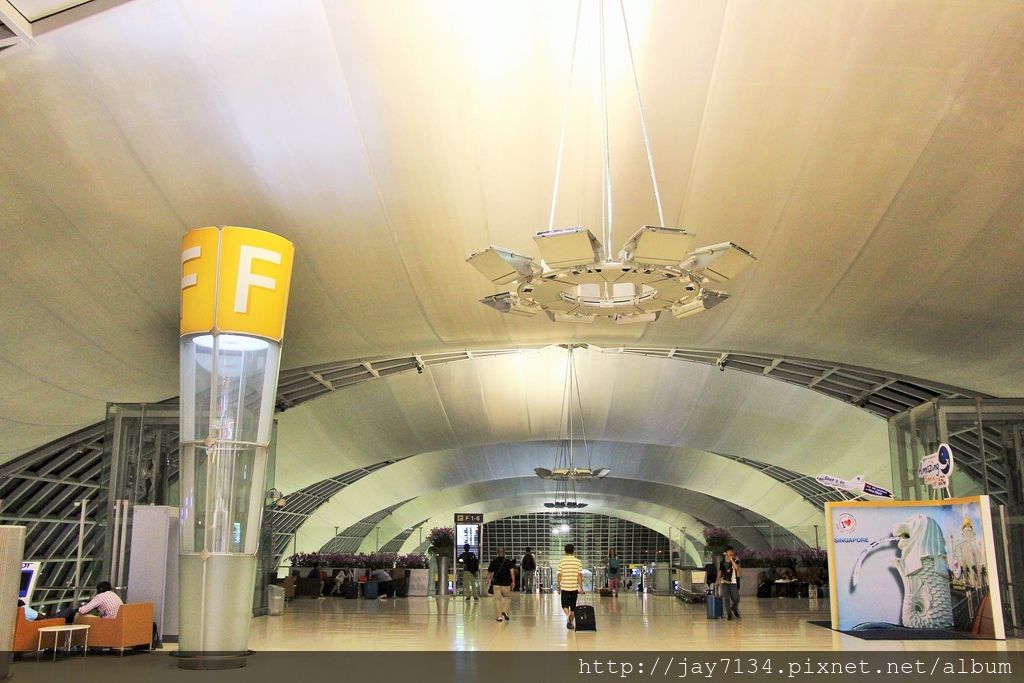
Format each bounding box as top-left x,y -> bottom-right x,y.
521,547 -> 537,593
606,548 -> 620,597
458,543 -> 481,600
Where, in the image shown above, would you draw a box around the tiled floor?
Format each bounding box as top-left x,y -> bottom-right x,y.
246,593 -> 1023,651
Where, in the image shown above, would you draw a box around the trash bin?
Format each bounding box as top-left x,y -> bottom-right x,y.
268,584 -> 285,616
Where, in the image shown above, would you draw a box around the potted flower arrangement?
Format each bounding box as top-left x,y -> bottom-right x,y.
701,527 -> 733,556
426,526 -> 455,596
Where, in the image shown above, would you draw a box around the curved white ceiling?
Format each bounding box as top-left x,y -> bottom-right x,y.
293,439 -> 825,552
293,478 -> 777,555
2,0 -> 1024,462
364,485 -> 770,557
272,347 -> 888,485
270,347 -> 882,547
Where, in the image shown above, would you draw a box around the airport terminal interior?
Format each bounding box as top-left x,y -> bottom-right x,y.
1,0 -> 1024,673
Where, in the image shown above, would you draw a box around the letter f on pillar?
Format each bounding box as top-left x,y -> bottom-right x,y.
181,246 -> 202,290
234,246 -> 282,314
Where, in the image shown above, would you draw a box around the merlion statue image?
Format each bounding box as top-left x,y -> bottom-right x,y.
852,513 -> 953,629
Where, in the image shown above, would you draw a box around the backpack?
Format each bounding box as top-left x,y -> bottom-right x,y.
608,558 -> 619,575
522,553 -> 536,571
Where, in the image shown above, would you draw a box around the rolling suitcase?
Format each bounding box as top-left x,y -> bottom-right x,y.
363,580 -> 379,599
706,586 -> 723,619
343,581 -> 358,599
574,594 -> 597,631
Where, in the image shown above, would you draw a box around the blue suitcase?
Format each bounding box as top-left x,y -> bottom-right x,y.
363,580 -> 379,599
706,588 -> 723,619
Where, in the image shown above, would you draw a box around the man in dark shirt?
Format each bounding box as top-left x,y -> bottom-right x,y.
486,547 -> 516,622
717,546 -> 742,620
458,544 -> 481,600
521,547 -> 536,593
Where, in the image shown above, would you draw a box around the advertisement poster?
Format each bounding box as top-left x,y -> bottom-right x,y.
825,495 -> 1004,638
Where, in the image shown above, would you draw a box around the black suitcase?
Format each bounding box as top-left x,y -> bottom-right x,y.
574,604 -> 597,631
343,581 -> 358,599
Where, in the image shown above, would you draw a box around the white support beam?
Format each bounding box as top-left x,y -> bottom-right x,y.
762,358 -> 783,376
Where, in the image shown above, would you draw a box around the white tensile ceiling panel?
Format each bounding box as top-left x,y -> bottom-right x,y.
274,348 -> 885,548
1,0 -> 1023,475
291,442 -> 826,555
272,349 -> 888,494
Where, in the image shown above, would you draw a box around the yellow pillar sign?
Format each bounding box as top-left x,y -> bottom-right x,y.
180,226 -> 295,341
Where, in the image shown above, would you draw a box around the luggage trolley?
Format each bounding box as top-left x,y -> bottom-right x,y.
538,564 -> 554,593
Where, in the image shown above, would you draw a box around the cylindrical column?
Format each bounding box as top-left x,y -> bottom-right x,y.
0,526 -> 26,679
178,226 -> 294,668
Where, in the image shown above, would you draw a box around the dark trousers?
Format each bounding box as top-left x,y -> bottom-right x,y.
58,606 -> 81,624
721,583 -> 740,616
378,580 -> 394,597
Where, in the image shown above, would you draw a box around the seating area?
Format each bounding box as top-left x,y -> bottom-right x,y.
72,602 -> 154,654
12,603 -> 153,657
11,609 -> 65,654
278,568 -> 411,600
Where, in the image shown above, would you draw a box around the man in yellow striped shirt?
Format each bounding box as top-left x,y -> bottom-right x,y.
556,543 -> 584,630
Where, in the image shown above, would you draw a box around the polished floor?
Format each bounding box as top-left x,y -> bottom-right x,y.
246,593 -> 1023,651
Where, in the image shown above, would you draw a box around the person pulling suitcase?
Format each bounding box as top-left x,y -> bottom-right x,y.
556,543 -> 589,630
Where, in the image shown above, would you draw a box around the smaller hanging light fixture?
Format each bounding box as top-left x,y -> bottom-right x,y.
538,345 -> 609,509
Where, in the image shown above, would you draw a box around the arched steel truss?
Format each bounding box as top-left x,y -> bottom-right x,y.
0,345 -> 990,611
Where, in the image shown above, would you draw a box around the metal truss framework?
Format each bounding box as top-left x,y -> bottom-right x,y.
318,500 -> 414,555
379,520 -> 430,554
266,460 -> 406,564
0,345 -> 992,611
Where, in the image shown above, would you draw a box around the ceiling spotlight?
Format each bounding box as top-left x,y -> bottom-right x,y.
264,488 -> 286,509
534,227 -> 603,268
670,290 -> 730,320
479,292 -> 540,317
467,246 -> 541,285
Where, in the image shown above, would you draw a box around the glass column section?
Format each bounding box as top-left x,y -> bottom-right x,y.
178,226 -> 294,668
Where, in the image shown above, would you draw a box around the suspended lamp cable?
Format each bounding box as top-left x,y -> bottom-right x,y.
554,348 -> 573,471
598,0 -> 614,253
548,0 -> 584,232
571,348 -> 591,469
618,0 -> 664,226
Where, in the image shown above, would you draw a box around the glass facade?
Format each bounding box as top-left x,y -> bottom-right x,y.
480,512 -> 670,571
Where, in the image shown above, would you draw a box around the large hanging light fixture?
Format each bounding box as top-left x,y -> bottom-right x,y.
469,1 -> 755,324
538,345 -> 609,509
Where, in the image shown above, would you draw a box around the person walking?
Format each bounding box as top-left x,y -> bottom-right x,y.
606,548 -> 620,597
556,543 -> 584,630
717,545 -> 742,620
458,543 -> 481,600
521,547 -> 536,593
486,547 -> 516,622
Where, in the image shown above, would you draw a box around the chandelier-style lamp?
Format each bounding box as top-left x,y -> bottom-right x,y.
469,1 -> 755,323
538,345 -> 609,509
